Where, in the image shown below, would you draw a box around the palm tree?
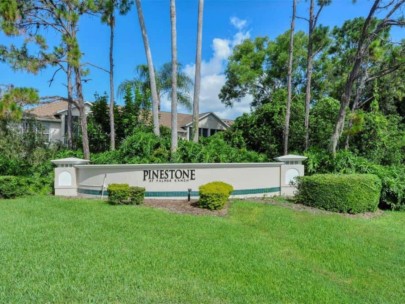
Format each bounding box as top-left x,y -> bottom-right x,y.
105,0 -> 117,151
135,0 -> 160,136
117,74 -> 151,122
192,0 -> 204,143
170,0 -> 178,154
118,63 -> 192,111
284,0 -> 296,155
98,0 -> 132,150
159,63 -> 192,110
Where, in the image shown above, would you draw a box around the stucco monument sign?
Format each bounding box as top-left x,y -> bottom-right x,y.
52,155 -> 307,199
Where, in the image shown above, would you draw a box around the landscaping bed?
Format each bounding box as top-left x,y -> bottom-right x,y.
145,197 -> 383,218
144,199 -> 229,216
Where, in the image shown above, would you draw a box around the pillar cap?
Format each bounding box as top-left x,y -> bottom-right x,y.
51,157 -> 90,167
274,154 -> 307,164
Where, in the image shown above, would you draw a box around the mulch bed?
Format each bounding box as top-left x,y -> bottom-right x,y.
143,197 -> 384,219
143,199 -> 229,216
79,194 -> 383,218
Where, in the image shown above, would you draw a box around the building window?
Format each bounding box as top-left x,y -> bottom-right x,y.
22,120 -> 50,142
189,127 -> 224,140
40,122 -> 50,143
64,116 -> 80,137
199,128 -> 209,137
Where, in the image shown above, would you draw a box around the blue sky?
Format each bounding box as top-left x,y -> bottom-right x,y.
0,0 -> 403,118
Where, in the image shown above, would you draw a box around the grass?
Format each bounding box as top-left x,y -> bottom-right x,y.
0,196 -> 404,303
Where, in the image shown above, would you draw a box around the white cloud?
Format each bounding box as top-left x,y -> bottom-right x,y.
230,17 -> 247,30
232,31 -> 251,47
212,38 -> 232,60
181,17 -> 251,119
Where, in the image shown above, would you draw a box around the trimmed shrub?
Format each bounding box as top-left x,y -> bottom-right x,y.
304,150 -> 405,210
0,176 -> 30,199
296,174 -> 382,214
198,181 -> 233,210
107,184 -> 145,205
127,186 -> 146,205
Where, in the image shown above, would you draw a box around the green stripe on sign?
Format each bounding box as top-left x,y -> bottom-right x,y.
146,191 -> 199,198
78,187 -> 280,198
232,187 -> 280,195
78,188 -> 107,196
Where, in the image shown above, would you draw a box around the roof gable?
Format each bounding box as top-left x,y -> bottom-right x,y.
26,100 -> 92,118
184,112 -> 230,128
158,112 -> 193,131
27,101 -> 69,117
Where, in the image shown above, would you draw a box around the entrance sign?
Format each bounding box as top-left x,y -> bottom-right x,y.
52,155 -> 306,199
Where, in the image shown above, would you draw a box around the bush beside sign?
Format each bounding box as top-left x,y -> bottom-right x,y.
296,174 -> 382,214
198,181 -> 234,210
107,184 -> 145,205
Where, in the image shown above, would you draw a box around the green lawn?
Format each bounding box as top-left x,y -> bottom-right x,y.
0,197 -> 404,303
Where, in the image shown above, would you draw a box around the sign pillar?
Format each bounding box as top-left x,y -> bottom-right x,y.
275,155 -> 307,197
51,158 -> 90,196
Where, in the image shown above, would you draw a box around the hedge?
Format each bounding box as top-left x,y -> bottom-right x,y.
0,176 -> 30,199
198,181 -> 233,210
0,176 -> 52,199
107,184 -> 145,205
304,150 -> 405,210
296,174 -> 382,214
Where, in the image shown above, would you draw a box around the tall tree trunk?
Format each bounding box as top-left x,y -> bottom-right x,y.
344,68 -> 367,150
284,0 -> 296,155
192,0 -> 204,143
330,91 -> 350,154
135,0 -> 160,136
66,63 -> 73,149
109,8 -> 116,150
74,65 -> 90,160
170,0 -> 178,154
330,0 -> 385,155
304,0 -> 314,151
330,55 -> 365,154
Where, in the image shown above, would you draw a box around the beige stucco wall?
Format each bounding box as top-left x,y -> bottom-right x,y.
74,163 -> 282,199
53,156 -> 307,199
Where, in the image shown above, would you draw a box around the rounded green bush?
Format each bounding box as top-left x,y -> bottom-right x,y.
107,184 -> 145,205
198,181 -> 233,210
296,174 -> 382,214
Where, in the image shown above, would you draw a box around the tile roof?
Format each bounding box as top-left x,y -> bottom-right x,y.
25,101 -> 234,130
27,100 -> 69,118
159,112 -> 193,131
